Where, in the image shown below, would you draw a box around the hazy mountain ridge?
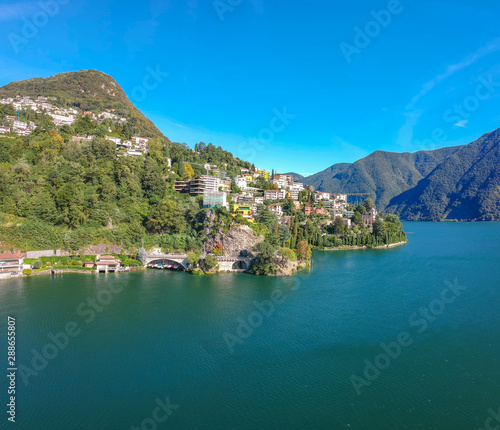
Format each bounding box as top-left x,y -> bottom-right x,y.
299,147 -> 463,209
386,129 -> 500,221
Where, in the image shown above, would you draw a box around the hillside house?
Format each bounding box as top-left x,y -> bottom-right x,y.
362,208 -> 378,226
95,255 -> 121,273
0,252 -> 25,275
264,189 -> 286,201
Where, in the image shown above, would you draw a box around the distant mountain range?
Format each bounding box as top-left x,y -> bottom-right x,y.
289,129 -> 500,221
0,70 -> 166,139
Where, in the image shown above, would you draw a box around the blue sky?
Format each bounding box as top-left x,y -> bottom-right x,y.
1,0 -> 500,175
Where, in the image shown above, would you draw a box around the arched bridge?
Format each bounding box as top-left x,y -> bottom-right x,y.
146,254 -> 253,272
146,254 -> 189,270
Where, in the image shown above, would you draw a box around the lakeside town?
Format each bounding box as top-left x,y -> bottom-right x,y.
0,94 -> 404,279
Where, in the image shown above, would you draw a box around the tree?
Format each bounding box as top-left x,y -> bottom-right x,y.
296,241 -> 312,259
203,255 -> 218,271
351,211 -> 363,225
278,247 -> 297,263
91,137 -> 115,159
137,247 -> 148,265
333,217 -> 345,235
147,200 -> 186,233
364,198 -> 375,211
147,138 -> 164,159
298,189 -> 308,203
184,163 -> 195,179
177,158 -> 185,177
278,224 -> 291,246
187,251 -> 200,267
143,157 -> 166,198
231,181 -> 241,193
373,218 -> 386,238
249,241 -> 276,275
355,204 -> 366,215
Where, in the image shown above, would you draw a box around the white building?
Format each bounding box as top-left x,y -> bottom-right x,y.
287,182 -> 305,200
235,177 -> 247,190
131,136 -> 149,146
254,197 -> 264,205
12,120 -> 27,130
201,175 -> 220,193
269,204 -> 283,217
127,149 -> 143,157
264,189 -> 287,201
106,136 -> 122,145
72,135 -> 95,142
315,192 -> 331,201
50,113 -> 76,126
99,112 -> 118,120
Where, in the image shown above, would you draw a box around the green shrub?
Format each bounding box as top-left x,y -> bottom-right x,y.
190,269 -> 204,276
22,269 -> 32,276
33,260 -> 43,269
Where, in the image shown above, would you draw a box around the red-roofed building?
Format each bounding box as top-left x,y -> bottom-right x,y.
0,252 -> 25,275
96,255 -> 121,273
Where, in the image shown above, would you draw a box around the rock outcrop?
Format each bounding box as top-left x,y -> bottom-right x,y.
205,224 -> 264,258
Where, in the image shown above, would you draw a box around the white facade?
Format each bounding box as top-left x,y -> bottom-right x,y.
201,175 -> 220,193
315,192 -> 331,201
264,189 -> 287,201
269,205 -> 283,217
131,136 -> 149,146
235,177 -> 247,190
106,136 -> 122,145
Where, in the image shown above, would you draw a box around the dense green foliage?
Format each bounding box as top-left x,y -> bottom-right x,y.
249,198 -> 407,274
0,128 -> 248,252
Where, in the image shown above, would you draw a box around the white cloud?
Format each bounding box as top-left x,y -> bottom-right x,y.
396,37 -> 500,150
454,120 -> 469,128
406,37 -> 500,112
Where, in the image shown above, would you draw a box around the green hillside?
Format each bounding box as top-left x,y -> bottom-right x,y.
301,147 -> 463,209
386,129 -> 500,221
0,70 -> 165,139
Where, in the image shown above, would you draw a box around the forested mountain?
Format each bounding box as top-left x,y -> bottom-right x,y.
0,70 -> 256,252
301,148 -> 462,209
386,129 -> 500,221
0,70 -> 164,138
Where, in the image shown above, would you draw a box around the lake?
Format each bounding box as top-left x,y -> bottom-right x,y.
1,222 -> 499,430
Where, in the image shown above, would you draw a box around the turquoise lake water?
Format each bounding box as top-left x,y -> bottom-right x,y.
1,222 -> 499,430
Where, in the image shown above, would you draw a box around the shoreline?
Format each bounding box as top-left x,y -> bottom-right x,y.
1,244 -> 407,281
317,241 -> 408,252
